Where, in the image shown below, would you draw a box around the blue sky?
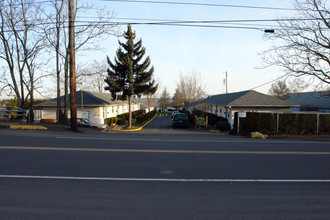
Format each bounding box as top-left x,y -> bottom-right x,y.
85,0 -> 297,96
0,0 -> 300,100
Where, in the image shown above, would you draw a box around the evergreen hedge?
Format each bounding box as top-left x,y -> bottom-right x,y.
104,109 -> 156,126
236,112 -> 330,135
319,114 -> 330,134
136,110 -> 156,124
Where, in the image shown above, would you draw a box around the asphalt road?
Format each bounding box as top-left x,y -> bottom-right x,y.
0,117 -> 330,219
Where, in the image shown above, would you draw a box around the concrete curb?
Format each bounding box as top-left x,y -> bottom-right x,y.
112,115 -> 157,132
10,125 -> 48,130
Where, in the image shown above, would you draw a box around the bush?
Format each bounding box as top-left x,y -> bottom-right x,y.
216,119 -> 231,130
136,110 -> 156,124
278,113 -> 317,135
242,112 -> 276,135
132,109 -> 144,119
40,119 -> 56,124
319,114 -> 330,134
237,112 -> 328,135
59,110 -> 68,124
297,114 -> 317,134
104,117 -> 117,126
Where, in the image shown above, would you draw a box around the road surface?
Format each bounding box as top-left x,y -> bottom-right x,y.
0,118 -> 329,219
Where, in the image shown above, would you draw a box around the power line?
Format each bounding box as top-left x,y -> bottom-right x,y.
249,74 -> 288,90
100,0 -> 295,11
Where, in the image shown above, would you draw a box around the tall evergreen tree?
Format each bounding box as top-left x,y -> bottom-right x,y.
105,25 -> 158,128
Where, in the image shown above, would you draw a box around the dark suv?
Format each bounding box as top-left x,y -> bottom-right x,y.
171,113 -> 189,128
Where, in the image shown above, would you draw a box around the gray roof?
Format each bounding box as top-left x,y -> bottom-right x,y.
198,90 -> 297,107
36,90 -> 136,107
286,91 -> 330,109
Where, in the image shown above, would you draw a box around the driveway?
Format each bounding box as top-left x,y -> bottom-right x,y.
140,115 -> 222,135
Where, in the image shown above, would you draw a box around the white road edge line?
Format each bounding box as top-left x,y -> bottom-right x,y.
1,175 -> 330,183
56,136 -> 330,144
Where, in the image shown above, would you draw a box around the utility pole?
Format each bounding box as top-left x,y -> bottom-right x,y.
223,71 -> 228,94
225,71 -> 228,94
69,0 -> 77,131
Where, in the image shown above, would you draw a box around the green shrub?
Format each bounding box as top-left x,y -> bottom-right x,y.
104,117 -> 118,126
40,119 -> 56,124
278,113 -> 317,135
240,112 -> 275,134
136,110 -> 156,124
278,113 -> 299,134
216,119 -> 231,130
319,114 -> 330,134
59,110 -> 68,124
132,109 -> 144,119
297,114 -> 317,134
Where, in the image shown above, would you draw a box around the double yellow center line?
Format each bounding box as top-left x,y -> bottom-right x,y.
0,146 -> 330,155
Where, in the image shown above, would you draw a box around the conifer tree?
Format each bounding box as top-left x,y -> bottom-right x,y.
105,25 -> 158,128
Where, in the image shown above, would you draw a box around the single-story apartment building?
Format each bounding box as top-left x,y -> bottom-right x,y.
190,90 -> 298,127
34,90 -> 140,124
286,91 -> 330,113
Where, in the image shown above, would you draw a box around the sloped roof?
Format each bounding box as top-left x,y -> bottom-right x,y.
286,91 -> 330,109
36,90 -> 135,107
198,90 -> 297,107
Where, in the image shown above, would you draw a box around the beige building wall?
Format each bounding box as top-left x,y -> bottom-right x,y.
37,103 -> 141,124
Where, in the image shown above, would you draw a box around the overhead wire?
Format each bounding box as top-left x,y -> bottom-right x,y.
99,0 -> 295,11
249,74 -> 289,90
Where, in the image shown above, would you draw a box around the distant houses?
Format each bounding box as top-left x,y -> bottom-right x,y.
286,91 -> 330,113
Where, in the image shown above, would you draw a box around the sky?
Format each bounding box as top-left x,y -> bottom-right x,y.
85,0 -> 297,97
0,0 -> 302,99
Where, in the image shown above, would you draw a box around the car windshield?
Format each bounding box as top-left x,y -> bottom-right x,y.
174,114 -> 188,120
82,118 -> 90,124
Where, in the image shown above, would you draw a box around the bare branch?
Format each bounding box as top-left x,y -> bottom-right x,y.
262,0 -> 330,85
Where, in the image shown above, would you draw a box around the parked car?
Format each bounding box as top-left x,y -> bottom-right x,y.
171,113 -> 189,128
171,110 -> 180,118
69,118 -> 110,131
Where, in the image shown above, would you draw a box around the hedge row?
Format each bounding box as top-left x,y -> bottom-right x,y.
40,119 -> 56,124
136,110 -> 157,124
235,112 -> 330,135
104,109 -> 155,126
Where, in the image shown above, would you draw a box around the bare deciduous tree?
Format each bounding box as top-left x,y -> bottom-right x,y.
0,0 -> 49,114
263,0 -> 330,86
158,88 -> 170,111
172,88 -> 184,107
289,78 -> 309,93
269,78 -> 309,99
76,60 -> 108,92
176,70 -> 206,106
268,81 -> 291,99
44,0 -> 118,121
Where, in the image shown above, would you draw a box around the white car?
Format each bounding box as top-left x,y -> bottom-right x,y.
78,118 -> 109,131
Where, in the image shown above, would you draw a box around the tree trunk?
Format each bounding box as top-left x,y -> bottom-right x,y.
29,86 -> 34,123
56,22 -> 61,123
128,96 -> 132,128
64,51 -> 69,118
